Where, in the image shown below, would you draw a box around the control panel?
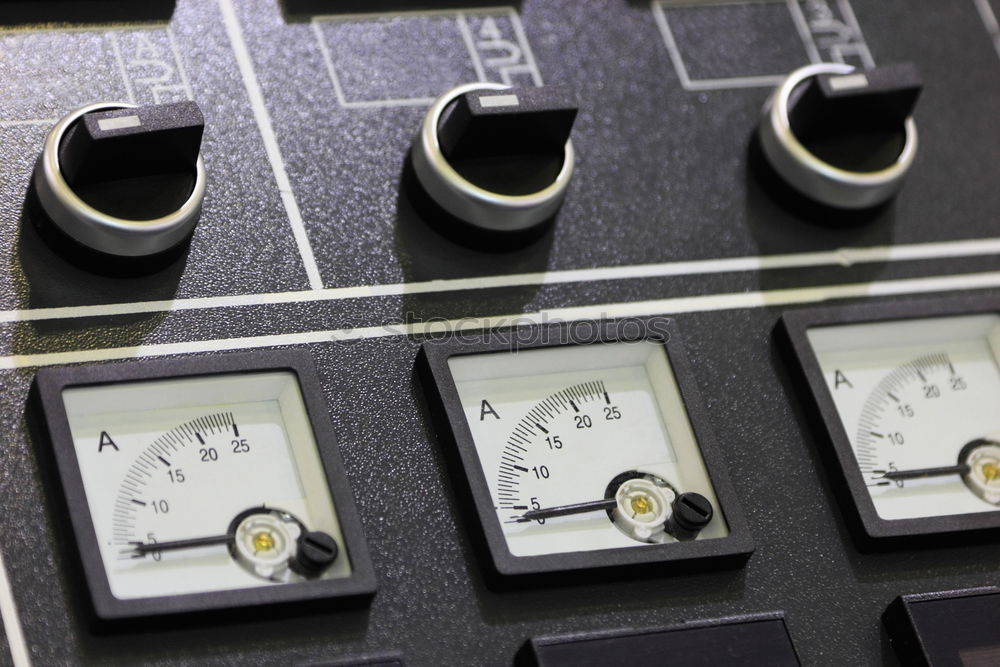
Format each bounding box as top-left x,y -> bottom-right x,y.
1,1 -> 1000,665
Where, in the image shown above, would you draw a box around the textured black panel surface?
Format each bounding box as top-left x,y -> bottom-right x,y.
0,1 -> 999,665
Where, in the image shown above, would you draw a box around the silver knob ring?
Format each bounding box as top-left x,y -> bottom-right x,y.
411,83 -> 575,232
759,63 -> 918,209
33,101 -> 206,258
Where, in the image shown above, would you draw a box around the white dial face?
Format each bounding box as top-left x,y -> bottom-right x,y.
449,341 -> 728,558
808,314 -> 1000,520
62,371 -> 352,600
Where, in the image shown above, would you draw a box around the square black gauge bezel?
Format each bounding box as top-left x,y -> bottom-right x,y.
779,294 -> 1000,547
522,612 -> 800,666
31,350 -> 377,623
304,651 -> 405,667
418,316 -> 754,582
882,586 -> 1000,667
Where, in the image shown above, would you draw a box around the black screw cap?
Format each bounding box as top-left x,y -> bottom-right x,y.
293,530 -> 339,576
666,492 -> 714,541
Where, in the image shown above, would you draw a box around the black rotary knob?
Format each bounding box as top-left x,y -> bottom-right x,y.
31,100 -> 206,269
759,62 -> 921,210
411,83 -> 578,242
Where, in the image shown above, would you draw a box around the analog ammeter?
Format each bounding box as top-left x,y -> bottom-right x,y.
419,318 -> 753,580
31,351 -> 376,621
781,299 -> 1000,545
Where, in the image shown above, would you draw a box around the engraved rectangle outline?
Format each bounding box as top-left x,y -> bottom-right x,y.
0,8 -> 324,292
651,0 -> 873,91
0,25 -> 189,126
311,6 -> 540,108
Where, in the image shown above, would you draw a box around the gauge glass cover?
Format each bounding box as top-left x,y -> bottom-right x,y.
419,318 -> 753,579
64,371 -> 350,598
782,300 -> 1000,544
449,340 -> 729,556
33,352 -> 377,620
808,314 -> 1000,520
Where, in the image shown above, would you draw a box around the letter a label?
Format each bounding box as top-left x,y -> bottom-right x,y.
834,370 -> 853,390
98,431 -> 120,452
480,400 -> 500,421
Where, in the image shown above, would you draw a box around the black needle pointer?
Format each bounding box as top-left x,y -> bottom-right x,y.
511,498 -> 617,523
128,533 -> 234,555
875,464 -> 971,481
127,529 -> 340,575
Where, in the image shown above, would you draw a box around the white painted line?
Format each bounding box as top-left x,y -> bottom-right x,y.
5,237 -> 1000,324
1,25 -> 185,126
97,115 -> 141,131
976,0 -> 1000,32
108,32 -> 137,105
508,8 -> 543,87
974,0 -> 1000,62
339,97 -> 439,109
653,1 -> 789,91
786,0 -> 822,64
680,75 -> 786,91
312,18 -> 441,109
217,0 -> 324,290
835,0 -> 875,69
0,22 -> 167,36
828,73 -> 869,90
0,551 -> 30,667
457,12 -> 489,82
313,7 -> 514,22
0,119 -> 56,128
479,93 -> 519,107
166,25 -> 195,101
651,2 -> 694,89
3,270 -> 1000,370
312,21 -> 440,109
314,6 -> 538,107
311,19 -> 350,108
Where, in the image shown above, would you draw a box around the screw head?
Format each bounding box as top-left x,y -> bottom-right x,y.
294,531 -> 339,576
672,492 -> 714,531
